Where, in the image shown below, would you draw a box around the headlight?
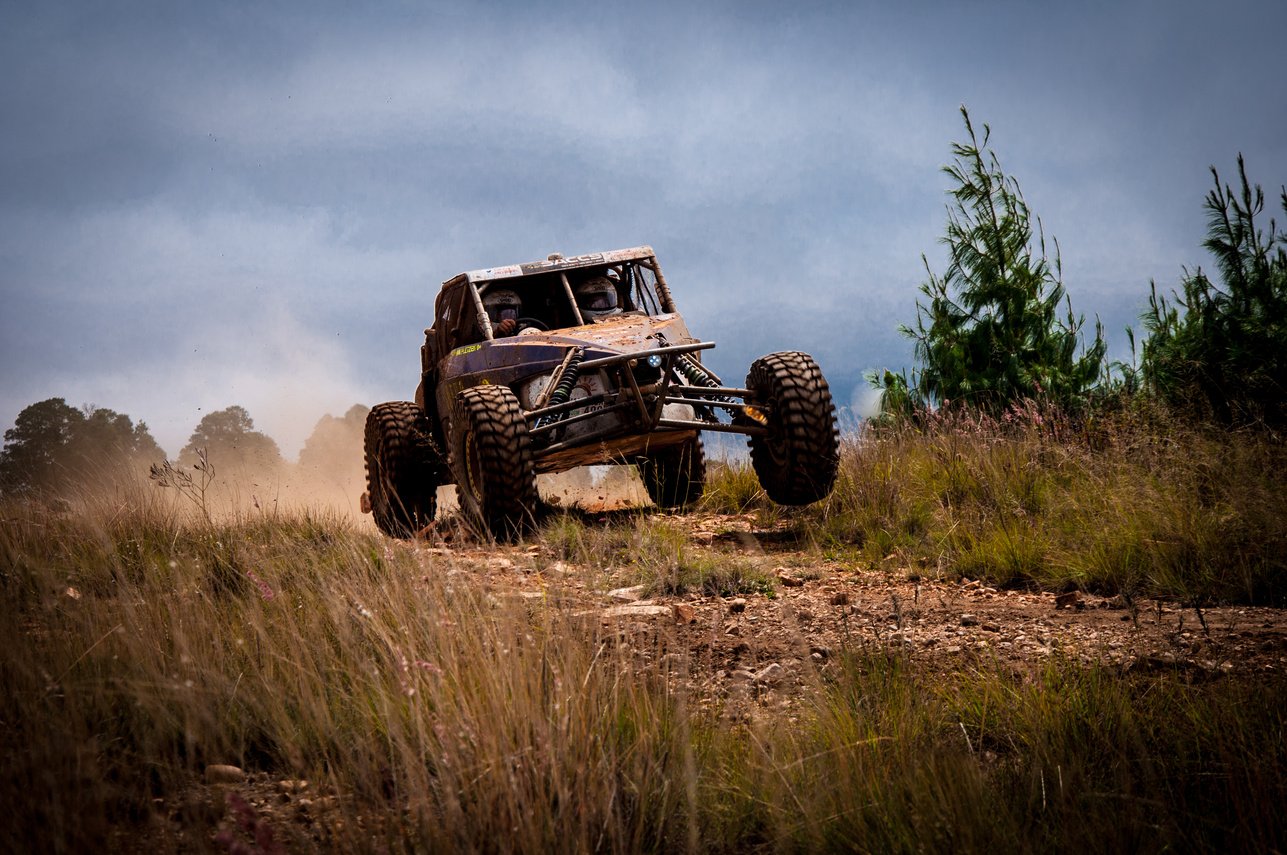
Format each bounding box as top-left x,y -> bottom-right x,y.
632,354 -> 663,385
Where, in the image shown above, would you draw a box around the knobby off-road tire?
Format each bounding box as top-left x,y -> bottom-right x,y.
639,437 -> 706,509
746,351 -> 840,505
450,385 -> 539,541
364,402 -> 443,538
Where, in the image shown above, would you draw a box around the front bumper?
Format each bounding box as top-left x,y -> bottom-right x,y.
521,340 -> 766,471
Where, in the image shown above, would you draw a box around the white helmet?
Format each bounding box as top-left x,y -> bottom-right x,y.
575,276 -> 621,320
482,288 -> 522,326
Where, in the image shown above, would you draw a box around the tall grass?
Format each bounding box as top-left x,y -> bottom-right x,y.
3,476 -> 1285,852
709,652 -> 1286,853
2,485 -> 699,852
705,405 -> 1287,605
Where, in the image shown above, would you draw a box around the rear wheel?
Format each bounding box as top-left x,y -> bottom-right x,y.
639,438 -> 706,509
450,385 -> 538,540
746,352 -> 839,505
364,402 -> 442,537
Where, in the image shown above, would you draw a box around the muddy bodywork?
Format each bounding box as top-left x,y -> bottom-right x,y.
414,246 -> 766,476
364,244 -> 839,537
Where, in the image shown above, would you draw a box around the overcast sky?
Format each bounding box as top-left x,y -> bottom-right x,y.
2,0 -> 1284,457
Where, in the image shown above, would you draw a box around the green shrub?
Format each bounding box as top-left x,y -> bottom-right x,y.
874,107 -> 1106,416
1139,156 -> 1287,427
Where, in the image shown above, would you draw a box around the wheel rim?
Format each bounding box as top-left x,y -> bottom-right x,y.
463,431 -> 484,504
764,414 -> 789,468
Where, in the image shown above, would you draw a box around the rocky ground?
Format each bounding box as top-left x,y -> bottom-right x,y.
175,508 -> 1287,851
452,510 -> 1287,681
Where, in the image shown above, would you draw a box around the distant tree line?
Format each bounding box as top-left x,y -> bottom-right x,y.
875,106 -> 1286,430
0,399 -> 163,497
0,400 -> 371,499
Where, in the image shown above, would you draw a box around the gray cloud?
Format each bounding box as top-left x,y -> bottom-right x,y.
3,0 -> 1284,457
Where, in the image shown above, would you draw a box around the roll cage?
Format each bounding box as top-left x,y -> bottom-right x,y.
418,246 -> 768,472
426,246 -> 677,359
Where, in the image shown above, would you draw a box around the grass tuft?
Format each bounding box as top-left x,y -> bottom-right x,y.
706,406 -> 1287,604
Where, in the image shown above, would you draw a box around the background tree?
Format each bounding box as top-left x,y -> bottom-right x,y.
876,107 -> 1106,415
0,398 -> 163,496
71,406 -> 164,466
297,404 -> 369,488
1139,156 -> 1287,427
180,405 -> 282,473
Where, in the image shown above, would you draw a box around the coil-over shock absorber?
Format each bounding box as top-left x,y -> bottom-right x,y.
536,347 -> 584,428
652,333 -> 753,423
674,353 -> 721,391
673,353 -> 734,422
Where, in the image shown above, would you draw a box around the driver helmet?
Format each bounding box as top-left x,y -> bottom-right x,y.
482,287 -> 522,326
575,276 -> 621,320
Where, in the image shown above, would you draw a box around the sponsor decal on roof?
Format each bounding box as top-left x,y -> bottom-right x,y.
462,246 -> 654,283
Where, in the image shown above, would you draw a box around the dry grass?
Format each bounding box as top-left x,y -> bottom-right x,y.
3,489 -> 702,851
540,511 -> 774,598
705,404 -> 1287,606
3,458 -> 1285,852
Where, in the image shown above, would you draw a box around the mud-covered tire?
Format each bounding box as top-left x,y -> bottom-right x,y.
746,352 -> 839,505
449,385 -> 538,540
364,402 -> 443,538
639,438 -> 706,509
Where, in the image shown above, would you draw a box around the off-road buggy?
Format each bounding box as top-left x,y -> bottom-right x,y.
362,246 -> 839,539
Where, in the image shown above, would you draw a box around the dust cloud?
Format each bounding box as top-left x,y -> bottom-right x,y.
538,465 -> 651,513
149,404 -> 656,525
850,381 -> 885,421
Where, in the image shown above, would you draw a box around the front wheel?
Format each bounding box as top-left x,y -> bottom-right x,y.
449,385 -> 539,540
639,438 -> 706,509
364,402 -> 442,537
746,352 -> 839,505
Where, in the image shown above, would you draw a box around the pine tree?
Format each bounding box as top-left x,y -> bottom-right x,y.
1140,156 -> 1287,427
877,107 -> 1106,415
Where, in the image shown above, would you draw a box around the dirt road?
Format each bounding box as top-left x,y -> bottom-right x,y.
423,510 -> 1287,700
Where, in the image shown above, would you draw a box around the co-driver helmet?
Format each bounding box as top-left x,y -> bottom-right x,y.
575,276 -> 621,320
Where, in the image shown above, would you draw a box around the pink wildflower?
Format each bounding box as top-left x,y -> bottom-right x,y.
244,569 -> 275,601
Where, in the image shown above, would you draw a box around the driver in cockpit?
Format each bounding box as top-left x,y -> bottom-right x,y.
482,288 -> 523,337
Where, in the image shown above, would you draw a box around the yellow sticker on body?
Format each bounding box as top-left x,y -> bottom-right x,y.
451,343 -> 482,357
